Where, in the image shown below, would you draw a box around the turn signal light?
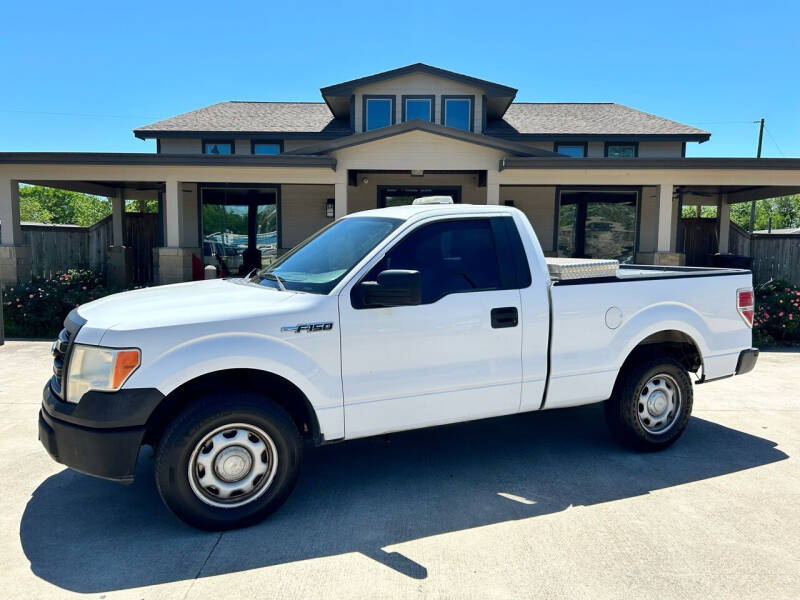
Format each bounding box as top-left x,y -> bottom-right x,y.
737,288 -> 754,328
112,349 -> 141,388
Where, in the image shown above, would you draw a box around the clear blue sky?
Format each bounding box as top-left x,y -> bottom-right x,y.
1,0 -> 797,157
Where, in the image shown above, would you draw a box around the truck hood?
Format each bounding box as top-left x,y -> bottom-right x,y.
76,278 -> 300,334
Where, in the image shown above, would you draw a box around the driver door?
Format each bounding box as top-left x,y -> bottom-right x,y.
338,216 -> 523,439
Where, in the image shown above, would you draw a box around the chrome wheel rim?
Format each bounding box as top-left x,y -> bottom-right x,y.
637,374 -> 681,434
188,423 -> 278,508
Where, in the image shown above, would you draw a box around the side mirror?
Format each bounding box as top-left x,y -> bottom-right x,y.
357,269 -> 421,308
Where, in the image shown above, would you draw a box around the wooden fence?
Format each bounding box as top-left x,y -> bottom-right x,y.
22,216 -> 112,278
729,222 -> 800,285
20,213 -> 158,283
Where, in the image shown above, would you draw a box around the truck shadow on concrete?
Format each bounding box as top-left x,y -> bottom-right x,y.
20,404 -> 788,593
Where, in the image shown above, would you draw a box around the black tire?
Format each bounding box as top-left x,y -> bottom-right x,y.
155,391 -> 302,530
605,355 -> 693,451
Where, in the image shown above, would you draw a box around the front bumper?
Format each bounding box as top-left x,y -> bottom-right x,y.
38,383 -> 164,482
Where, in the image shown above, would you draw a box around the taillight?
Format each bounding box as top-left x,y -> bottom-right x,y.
737,288 -> 754,328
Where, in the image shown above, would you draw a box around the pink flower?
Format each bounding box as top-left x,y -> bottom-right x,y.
779,312 -> 784,317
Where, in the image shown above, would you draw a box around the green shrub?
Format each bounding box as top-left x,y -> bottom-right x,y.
753,279 -> 800,346
2,269 -> 113,339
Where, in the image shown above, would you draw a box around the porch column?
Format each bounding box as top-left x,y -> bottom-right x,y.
0,178 -> 31,285
107,188 -> 130,288
657,182 -> 673,252
486,171 -> 500,205
334,182 -> 347,219
718,193 -> 730,255
154,178 -> 200,285
651,181 -> 685,266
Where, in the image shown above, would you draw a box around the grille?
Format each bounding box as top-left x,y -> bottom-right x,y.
50,309 -> 85,399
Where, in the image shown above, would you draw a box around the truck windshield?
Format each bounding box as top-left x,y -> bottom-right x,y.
252,216 -> 403,294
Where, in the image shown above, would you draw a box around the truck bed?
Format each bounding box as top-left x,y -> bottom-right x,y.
547,258 -> 751,285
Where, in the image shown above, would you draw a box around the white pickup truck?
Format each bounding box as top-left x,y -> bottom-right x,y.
39,200 -> 758,530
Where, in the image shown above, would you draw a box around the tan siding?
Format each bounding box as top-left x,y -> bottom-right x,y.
333,130 -> 505,172
234,139 -> 250,155
638,186 -> 659,252
353,72 -> 484,133
638,141 -> 684,158
346,172 -> 486,214
159,138 -> 202,154
586,141 -> 605,157
500,186 -> 556,252
280,184 -> 335,248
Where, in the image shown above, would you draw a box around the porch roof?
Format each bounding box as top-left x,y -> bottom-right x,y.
283,120 -> 562,158
499,157 -> 800,171
0,152 -> 336,169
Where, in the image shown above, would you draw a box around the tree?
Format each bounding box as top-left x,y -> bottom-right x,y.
730,194 -> 800,231
18,185 -> 111,226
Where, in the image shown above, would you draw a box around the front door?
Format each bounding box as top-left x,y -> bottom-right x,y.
558,190 -> 638,263
201,185 -> 278,276
338,216 -> 523,439
378,186 -> 461,208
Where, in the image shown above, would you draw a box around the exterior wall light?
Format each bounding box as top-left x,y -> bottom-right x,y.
325,198 -> 335,218
362,177 -> 369,185
411,169 -> 424,177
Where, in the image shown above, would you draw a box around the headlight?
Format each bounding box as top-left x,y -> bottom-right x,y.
66,345 -> 141,404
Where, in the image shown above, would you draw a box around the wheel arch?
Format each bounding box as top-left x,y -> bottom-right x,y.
143,368 -> 323,449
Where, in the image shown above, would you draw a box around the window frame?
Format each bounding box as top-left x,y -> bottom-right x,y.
604,141 -> 639,158
401,94 -> 435,122
555,142 -> 588,157
250,140 -> 284,155
362,95 -> 396,131
441,95 -> 475,132
202,140 -> 235,155
350,216 -> 528,309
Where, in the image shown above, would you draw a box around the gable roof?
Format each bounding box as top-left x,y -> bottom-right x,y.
134,102 -> 350,139
486,103 -> 710,141
134,101 -> 709,142
320,63 -> 517,98
282,120 -> 561,157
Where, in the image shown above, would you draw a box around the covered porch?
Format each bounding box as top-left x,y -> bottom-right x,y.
0,154 -> 341,286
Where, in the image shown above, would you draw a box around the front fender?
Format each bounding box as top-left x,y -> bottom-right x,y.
124,331 -> 344,440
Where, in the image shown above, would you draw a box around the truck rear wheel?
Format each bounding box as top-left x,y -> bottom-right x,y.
605,356 -> 693,451
155,392 -> 302,530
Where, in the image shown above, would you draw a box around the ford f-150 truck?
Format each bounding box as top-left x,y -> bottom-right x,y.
38,199 -> 758,530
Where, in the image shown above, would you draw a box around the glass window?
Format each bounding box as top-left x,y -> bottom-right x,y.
558,191 -> 638,263
443,98 -> 472,131
203,142 -> 233,155
365,98 -> 393,131
404,98 -> 432,122
555,143 -> 586,157
364,219 -> 501,304
606,144 -> 637,158
201,187 -> 278,276
252,142 -> 281,155
255,217 -> 402,294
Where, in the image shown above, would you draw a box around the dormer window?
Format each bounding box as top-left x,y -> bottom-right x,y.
203,140 -> 233,155
363,96 -> 395,131
402,95 -> 434,122
442,96 -> 473,131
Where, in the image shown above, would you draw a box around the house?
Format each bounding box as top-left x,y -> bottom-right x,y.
2,63 -> 800,285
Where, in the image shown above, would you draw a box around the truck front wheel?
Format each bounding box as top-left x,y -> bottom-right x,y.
605,356 -> 693,451
155,392 -> 302,530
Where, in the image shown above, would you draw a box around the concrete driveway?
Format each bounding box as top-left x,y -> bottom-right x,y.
1,341 -> 798,599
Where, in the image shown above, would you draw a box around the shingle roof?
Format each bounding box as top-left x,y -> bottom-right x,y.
134,101 -> 709,141
487,103 -> 709,138
134,102 -> 350,137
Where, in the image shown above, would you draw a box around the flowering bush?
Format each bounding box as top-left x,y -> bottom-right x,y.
753,279 -> 800,346
2,269 -> 112,339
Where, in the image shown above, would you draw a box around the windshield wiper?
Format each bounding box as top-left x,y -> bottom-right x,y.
261,272 -> 287,291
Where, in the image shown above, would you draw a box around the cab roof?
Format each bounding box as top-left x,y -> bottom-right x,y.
346,203 -> 519,222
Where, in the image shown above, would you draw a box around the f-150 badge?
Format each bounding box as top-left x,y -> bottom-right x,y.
281,322 -> 334,333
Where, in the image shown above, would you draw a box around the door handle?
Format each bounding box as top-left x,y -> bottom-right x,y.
491,307 -> 518,328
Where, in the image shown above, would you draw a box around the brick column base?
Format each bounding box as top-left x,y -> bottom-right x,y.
634,252 -> 686,266
153,247 -> 201,285
0,245 -> 32,285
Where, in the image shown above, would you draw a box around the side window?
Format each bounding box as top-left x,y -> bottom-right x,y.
364,219 -> 502,305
